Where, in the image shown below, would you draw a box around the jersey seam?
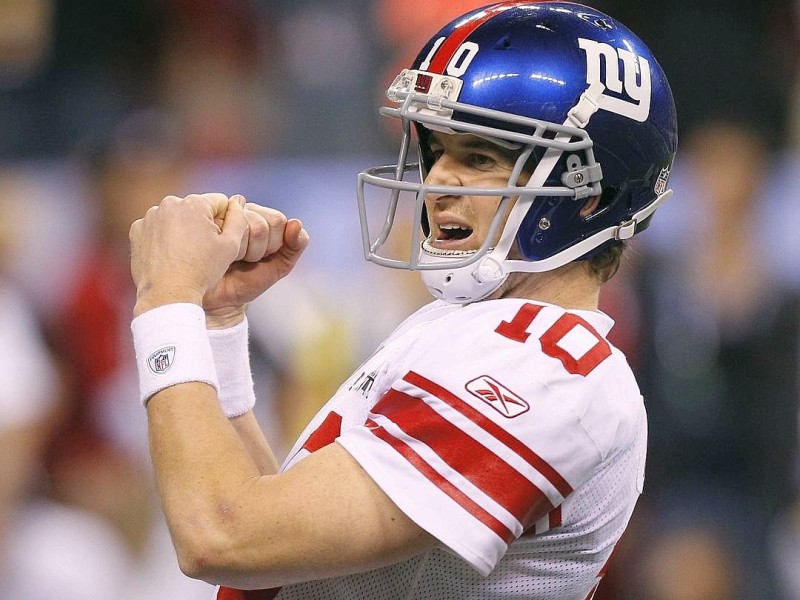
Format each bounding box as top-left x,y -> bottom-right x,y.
402,551 -> 432,600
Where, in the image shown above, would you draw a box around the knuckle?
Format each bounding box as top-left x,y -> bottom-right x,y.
247,215 -> 270,241
267,210 -> 288,228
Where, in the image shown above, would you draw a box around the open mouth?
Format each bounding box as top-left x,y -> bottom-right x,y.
423,222 -> 479,257
437,224 -> 473,242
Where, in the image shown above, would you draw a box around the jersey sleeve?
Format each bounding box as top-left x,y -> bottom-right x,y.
336,302 -> 634,576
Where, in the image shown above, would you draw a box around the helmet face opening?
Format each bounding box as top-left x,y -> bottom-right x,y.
357,1 -> 677,303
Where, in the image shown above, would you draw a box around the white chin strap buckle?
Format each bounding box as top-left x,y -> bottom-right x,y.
474,256 -> 504,284
615,219 -> 637,240
420,254 -> 508,304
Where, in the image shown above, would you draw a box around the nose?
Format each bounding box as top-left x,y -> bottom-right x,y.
423,153 -> 464,209
424,153 -> 462,187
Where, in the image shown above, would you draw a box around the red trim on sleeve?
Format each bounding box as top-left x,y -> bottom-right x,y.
301,411 -> 343,453
404,371 -> 574,497
367,418 -> 516,544
217,587 -> 242,600
217,586 -> 281,600
372,388 -> 553,529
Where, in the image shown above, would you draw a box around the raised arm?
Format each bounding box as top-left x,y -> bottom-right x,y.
129,193 -> 435,589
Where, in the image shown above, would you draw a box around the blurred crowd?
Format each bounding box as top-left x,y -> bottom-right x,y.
1,1 -> 800,599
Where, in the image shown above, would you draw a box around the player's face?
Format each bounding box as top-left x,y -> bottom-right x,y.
423,132 -> 520,253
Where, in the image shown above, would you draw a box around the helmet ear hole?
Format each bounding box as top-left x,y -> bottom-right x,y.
580,195 -> 601,218
588,186 -> 620,219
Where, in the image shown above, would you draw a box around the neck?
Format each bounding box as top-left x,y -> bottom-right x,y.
489,261 -> 601,311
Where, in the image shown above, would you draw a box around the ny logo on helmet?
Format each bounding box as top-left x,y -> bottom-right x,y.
577,38 -> 652,123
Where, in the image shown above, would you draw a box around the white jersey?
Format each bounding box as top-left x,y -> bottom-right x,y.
238,298 -> 647,600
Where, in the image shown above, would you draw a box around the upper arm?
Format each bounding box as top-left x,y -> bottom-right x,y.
190,441 -> 437,589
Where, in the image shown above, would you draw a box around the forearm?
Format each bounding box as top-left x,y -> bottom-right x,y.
140,325 -> 434,588
147,383 -> 268,572
206,314 -> 279,475
229,411 -> 280,475
128,195 -> 319,583
133,300 -> 281,565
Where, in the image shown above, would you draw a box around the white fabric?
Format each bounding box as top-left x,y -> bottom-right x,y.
208,317 -> 256,418
131,303 -> 218,406
272,298 -> 647,599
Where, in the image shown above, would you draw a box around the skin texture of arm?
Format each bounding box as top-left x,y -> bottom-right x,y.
130,194 -> 436,589
147,383 -> 435,589
229,411 -> 280,476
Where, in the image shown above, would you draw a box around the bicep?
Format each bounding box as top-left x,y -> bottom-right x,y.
201,441 -> 437,589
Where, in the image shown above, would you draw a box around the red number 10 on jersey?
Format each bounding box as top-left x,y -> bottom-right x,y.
495,303 -> 612,377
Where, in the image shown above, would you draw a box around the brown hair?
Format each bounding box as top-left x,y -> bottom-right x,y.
587,240 -> 626,283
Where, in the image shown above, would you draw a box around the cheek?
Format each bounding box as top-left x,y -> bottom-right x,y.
475,196 -> 512,226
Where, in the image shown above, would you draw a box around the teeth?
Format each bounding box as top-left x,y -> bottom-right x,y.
421,240 -> 476,256
440,224 -> 471,231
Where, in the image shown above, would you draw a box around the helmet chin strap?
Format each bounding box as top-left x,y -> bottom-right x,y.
419,247 -> 508,304
419,186 -> 672,303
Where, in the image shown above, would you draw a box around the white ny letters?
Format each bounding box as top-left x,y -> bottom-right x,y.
575,38 -> 652,124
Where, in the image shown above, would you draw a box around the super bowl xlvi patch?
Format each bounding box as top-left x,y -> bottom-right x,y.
148,346 -> 176,375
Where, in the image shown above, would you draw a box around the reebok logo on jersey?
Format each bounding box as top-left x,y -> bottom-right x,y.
147,346 -> 175,375
465,375 -> 529,418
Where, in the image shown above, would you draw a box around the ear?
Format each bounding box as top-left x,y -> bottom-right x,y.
579,195 -> 601,218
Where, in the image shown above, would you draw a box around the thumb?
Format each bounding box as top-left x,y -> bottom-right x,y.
264,218 -> 309,281
284,219 -> 310,256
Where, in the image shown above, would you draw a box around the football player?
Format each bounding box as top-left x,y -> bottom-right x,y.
128,2 -> 677,599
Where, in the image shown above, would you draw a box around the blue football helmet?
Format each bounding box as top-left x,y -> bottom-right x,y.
357,1 -> 678,303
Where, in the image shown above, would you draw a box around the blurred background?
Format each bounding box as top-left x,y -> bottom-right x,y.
1,1 -> 799,598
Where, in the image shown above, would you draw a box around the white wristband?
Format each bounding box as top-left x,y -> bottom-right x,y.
207,317 -> 256,418
131,303 -> 219,407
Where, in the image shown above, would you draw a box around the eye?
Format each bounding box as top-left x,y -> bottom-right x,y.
469,153 -> 497,170
429,146 -> 444,162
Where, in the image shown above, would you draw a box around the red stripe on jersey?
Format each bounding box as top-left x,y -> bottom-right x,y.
217,586 -> 281,600
373,388 -> 553,529
405,371 -> 574,498
301,411 -> 343,453
367,418 -> 516,544
549,504 -> 562,529
428,1 -> 532,73
217,587 -> 242,600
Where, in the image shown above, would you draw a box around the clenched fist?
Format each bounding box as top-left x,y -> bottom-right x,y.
130,193 -> 309,326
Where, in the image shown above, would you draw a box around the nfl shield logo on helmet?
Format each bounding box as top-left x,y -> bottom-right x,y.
148,346 -> 176,375
654,166 -> 671,195
466,375 -> 530,418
